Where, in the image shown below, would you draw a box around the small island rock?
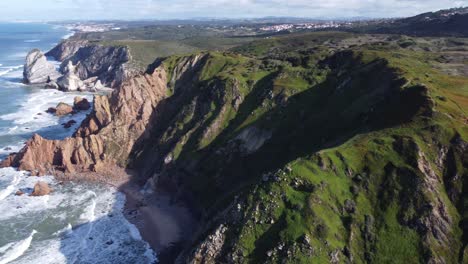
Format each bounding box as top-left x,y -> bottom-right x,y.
31,182 -> 51,196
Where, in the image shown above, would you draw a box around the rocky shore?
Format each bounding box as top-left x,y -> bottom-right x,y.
4,29 -> 468,263
23,39 -> 136,92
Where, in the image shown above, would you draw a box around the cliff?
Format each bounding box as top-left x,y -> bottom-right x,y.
45,39 -> 137,89
3,32 -> 468,263
46,39 -> 89,61
2,65 -> 167,175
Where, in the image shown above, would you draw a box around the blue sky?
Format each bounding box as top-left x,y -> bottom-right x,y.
0,0 -> 467,21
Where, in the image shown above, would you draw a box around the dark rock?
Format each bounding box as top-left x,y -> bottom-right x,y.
73,97 -> 91,111
344,199 -> 356,214
45,81 -> 59,90
62,120 -> 77,128
46,107 -> 57,114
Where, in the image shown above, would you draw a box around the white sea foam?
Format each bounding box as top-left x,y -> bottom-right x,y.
0,65 -> 24,78
0,172 -> 20,201
0,89 -> 92,138
52,224 -> 73,237
62,32 -> 75,40
23,40 -> 40,43
0,230 -> 36,264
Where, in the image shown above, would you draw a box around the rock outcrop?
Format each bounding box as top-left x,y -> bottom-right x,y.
31,181 -> 51,196
46,39 -> 89,61
57,61 -> 85,91
23,49 -> 60,84
55,102 -> 73,116
73,97 -> 91,111
1,65 -> 168,175
60,44 -> 133,88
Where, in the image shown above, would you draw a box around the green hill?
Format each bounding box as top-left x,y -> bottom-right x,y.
125,32 -> 468,262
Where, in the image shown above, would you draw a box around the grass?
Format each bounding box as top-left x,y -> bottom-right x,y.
124,31 -> 468,263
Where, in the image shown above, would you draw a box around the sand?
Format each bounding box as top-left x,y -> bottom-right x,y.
54,165 -> 197,263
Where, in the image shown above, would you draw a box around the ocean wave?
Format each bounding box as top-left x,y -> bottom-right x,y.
0,173 -> 20,201
63,32 -> 75,40
52,223 -> 73,237
0,65 -> 23,77
0,89 -> 92,138
0,230 -> 37,264
23,39 -> 40,43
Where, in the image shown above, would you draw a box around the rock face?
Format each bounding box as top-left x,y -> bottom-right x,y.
23,49 -> 60,84
46,39 -> 89,61
60,44 -> 133,88
73,97 -> 91,111
57,61 -> 85,91
1,65 -> 168,175
31,181 -> 51,196
189,224 -> 227,264
55,102 -> 73,116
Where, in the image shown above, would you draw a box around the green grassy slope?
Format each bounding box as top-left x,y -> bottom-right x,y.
129,32 -> 467,263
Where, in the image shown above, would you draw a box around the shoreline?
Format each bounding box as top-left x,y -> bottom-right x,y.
54,166 -> 197,263
0,22 -> 196,263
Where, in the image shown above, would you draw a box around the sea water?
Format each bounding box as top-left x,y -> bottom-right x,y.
0,23 -> 156,263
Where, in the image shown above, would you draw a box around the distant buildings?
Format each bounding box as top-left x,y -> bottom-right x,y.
259,22 -> 353,32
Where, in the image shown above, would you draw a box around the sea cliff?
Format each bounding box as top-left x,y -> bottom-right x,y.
4,32 -> 468,263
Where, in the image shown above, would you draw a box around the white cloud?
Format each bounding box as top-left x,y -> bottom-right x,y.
0,0 -> 466,20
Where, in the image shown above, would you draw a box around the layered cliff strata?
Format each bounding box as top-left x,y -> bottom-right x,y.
26,39 -> 136,91
4,37 -> 468,263
23,49 -> 60,84
2,65 -> 167,175
59,43 -> 133,88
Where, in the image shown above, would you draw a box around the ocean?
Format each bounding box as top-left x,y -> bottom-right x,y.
0,23 -> 156,263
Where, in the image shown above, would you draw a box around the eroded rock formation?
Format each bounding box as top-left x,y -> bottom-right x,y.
23,49 -> 60,84
57,61 -> 85,91
2,65 -> 168,175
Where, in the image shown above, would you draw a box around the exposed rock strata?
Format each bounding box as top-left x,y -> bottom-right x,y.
60,44 -> 134,88
57,61 -> 85,91
23,49 -> 60,84
46,39 -> 89,61
73,97 -> 91,111
1,66 -> 168,175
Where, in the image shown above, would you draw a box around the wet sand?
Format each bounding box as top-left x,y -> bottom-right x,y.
55,165 -> 197,263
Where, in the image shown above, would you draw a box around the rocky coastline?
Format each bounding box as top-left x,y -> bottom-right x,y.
23,38 -> 136,92
3,28 -> 468,263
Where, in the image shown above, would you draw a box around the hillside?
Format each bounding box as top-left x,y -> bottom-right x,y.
366,7 -> 468,37
3,30 -> 467,263
137,33 -> 468,263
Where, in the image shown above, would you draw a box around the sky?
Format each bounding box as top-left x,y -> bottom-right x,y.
0,0 -> 467,21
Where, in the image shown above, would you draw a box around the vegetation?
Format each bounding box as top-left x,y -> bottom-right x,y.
122,29 -> 467,263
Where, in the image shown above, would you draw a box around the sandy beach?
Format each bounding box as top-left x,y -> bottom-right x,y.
54,164 -> 197,263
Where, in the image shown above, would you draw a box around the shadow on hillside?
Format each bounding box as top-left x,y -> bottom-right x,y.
154,55 -> 432,212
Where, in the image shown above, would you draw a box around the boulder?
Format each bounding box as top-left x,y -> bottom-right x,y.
57,61 -> 85,91
46,107 -> 57,114
73,97 -> 91,111
23,49 -> 60,84
62,119 -> 77,128
55,102 -> 73,116
31,181 -> 51,196
15,190 -> 24,196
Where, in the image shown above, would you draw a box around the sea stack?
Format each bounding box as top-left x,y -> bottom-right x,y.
23,49 -> 60,84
